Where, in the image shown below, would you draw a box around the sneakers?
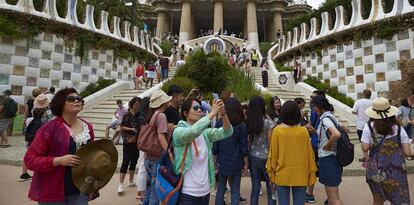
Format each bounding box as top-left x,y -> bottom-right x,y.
305,193 -> 316,203
117,184 -> 124,194
128,181 -> 136,187
19,173 -> 32,182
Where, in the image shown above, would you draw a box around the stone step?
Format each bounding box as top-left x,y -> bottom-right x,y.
91,104 -> 118,109
80,112 -> 115,119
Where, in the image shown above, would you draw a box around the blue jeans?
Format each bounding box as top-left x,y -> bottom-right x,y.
38,194 -> 88,205
180,193 -> 210,205
276,186 -> 306,205
161,68 -> 169,80
249,155 -> 276,205
143,159 -> 159,205
215,172 -> 241,205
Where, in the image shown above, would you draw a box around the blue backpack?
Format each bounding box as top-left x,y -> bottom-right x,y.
155,140 -> 189,205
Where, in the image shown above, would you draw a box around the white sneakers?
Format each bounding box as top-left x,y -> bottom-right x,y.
118,181 -> 136,195
117,184 -> 124,194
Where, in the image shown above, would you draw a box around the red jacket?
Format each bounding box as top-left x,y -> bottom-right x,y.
135,65 -> 145,77
24,117 -> 95,202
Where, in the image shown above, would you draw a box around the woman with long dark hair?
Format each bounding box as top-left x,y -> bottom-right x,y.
246,96 -> 276,205
267,96 -> 282,124
214,98 -> 248,205
311,96 -> 342,205
362,98 -> 413,205
117,97 -> 142,194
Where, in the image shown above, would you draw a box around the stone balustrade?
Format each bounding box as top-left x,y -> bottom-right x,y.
268,0 -> 414,59
0,0 -> 161,55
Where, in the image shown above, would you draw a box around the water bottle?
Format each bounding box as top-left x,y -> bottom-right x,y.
271,183 -> 278,201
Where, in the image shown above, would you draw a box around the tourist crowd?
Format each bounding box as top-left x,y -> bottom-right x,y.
3,79 -> 412,205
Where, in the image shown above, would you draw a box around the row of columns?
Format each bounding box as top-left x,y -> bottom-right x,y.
155,0 -> 284,48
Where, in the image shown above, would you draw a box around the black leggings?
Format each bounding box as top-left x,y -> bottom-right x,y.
120,143 -> 139,173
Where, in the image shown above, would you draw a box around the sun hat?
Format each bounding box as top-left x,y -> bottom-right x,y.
34,94 -> 50,109
365,97 -> 399,120
150,90 -> 172,108
72,139 -> 118,193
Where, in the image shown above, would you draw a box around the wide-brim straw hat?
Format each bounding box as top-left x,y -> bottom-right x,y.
72,140 -> 118,193
365,97 -> 399,120
150,90 -> 172,108
34,94 -> 50,109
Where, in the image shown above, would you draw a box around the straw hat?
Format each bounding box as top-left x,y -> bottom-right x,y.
34,94 -> 50,109
150,90 -> 172,108
72,140 -> 118,193
365,97 -> 399,120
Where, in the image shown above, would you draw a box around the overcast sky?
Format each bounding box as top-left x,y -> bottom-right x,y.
306,0 -> 324,9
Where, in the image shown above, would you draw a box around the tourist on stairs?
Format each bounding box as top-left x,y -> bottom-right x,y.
172,98 -> 233,205
246,96 -> 276,205
267,101 -> 317,205
104,100 -> 127,143
117,97 -> 142,194
362,98 -> 413,205
352,89 -> 372,162
135,62 -> 145,90
145,62 -> 156,88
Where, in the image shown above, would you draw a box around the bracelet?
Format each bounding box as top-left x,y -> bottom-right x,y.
221,113 -> 227,117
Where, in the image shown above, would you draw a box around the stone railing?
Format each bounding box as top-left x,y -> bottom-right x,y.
0,0 -> 160,56
268,0 -> 414,59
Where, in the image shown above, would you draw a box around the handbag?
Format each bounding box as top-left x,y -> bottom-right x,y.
156,140 -> 189,205
137,112 -> 163,158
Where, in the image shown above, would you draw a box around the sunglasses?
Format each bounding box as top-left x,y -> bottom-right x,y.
192,105 -> 201,112
66,96 -> 84,103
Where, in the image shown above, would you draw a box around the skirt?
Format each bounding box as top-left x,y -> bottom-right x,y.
147,71 -> 156,79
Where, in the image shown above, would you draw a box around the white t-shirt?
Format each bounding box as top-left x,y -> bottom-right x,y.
182,135 -> 210,197
176,60 -> 185,67
45,93 -> 54,102
361,122 -> 412,144
352,98 -> 372,130
317,111 -> 340,158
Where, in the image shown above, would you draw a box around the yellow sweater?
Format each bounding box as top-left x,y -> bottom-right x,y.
266,125 -> 317,186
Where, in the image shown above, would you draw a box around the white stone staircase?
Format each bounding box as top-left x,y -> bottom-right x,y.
80,68 -> 177,138
251,68 -> 358,141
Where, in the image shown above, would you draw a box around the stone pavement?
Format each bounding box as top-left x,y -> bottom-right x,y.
0,164 -> 413,205
2,135 -> 414,176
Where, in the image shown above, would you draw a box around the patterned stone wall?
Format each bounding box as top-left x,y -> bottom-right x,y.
0,32 -> 136,104
289,28 -> 414,101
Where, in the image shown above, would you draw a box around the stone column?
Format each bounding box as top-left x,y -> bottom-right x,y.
246,0 -> 259,48
213,0 -> 224,33
179,0 -> 191,46
273,11 -> 283,40
156,11 -> 166,39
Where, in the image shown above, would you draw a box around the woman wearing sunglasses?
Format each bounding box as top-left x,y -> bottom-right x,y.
172,98 -> 233,205
24,88 -> 95,205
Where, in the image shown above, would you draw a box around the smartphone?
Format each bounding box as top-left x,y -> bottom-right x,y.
212,93 -> 219,100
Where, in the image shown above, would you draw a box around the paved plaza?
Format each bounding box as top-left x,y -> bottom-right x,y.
0,136 -> 413,204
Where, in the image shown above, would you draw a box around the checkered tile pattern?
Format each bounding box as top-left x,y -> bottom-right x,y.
0,33 -> 136,104
291,29 -> 414,100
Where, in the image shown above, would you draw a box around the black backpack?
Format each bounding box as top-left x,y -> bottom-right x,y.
321,115 -> 355,167
6,99 -> 18,118
25,117 -> 43,144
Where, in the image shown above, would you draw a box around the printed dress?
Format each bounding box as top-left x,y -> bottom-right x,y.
366,134 -> 410,205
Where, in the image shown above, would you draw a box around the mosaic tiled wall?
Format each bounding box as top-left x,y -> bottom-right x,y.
0,33 -> 136,104
290,28 -> 414,101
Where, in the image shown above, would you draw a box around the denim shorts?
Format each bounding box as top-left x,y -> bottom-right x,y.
318,154 -> 343,187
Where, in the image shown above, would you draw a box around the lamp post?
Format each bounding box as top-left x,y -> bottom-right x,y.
261,0 -> 266,42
